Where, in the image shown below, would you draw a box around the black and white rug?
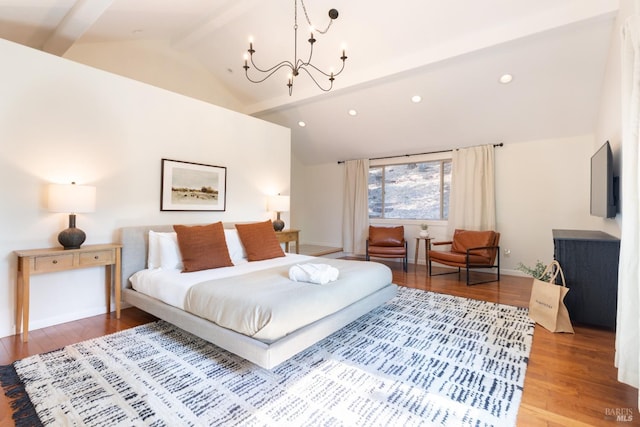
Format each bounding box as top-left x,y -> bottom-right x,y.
1,288 -> 534,426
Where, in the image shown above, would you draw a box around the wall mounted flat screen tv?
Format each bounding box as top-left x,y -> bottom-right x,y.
590,141 -> 617,218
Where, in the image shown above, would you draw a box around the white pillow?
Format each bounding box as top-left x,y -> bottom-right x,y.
224,229 -> 247,264
157,231 -> 184,270
147,231 -> 161,269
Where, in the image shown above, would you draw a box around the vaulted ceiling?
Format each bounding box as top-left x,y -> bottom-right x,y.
0,0 -> 619,164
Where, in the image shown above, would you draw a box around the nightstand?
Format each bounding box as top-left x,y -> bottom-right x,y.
14,243 -> 122,342
275,229 -> 300,253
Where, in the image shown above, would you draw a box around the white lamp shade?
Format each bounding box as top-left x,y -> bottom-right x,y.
48,183 -> 96,213
267,195 -> 290,212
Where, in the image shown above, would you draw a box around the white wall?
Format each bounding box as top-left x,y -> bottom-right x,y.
592,0 -> 633,239
292,134 -> 601,274
495,135 -> 602,272
0,39 -> 290,338
291,159 -> 343,247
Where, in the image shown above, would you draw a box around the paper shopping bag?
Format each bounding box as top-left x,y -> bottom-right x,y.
528,260 -> 574,333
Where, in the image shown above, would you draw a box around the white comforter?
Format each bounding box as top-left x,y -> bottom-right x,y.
130,254 -> 393,343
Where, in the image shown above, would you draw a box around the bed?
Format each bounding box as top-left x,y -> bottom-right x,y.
119,223 -> 397,369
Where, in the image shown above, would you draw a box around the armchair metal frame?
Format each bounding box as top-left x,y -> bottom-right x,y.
428,242 -> 500,286
366,239 -> 408,272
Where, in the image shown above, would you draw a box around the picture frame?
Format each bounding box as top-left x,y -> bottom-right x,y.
161,158 -> 227,211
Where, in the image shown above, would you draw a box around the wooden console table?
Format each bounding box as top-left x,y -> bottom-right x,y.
276,229 -> 300,253
14,243 -> 122,342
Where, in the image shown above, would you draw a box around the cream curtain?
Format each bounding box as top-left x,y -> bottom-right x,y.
342,159 -> 370,255
616,15 -> 640,407
447,144 -> 496,236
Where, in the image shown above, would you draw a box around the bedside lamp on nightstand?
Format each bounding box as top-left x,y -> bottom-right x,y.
48,182 -> 96,250
268,194 -> 290,231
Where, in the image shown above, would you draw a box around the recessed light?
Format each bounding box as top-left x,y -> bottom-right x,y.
298,121 -> 306,127
499,74 -> 513,84
411,95 -> 422,103
348,109 -> 357,116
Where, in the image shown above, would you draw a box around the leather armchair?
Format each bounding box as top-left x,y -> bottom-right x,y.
366,225 -> 408,272
428,229 -> 500,285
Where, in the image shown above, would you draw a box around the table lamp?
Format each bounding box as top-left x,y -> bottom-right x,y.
48,182 -> 96,249
267,195 -> 290,231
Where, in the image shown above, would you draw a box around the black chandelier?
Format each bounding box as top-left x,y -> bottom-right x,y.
243,0 -> 347,96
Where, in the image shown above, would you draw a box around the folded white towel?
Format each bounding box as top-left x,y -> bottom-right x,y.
289,263 -> 339,285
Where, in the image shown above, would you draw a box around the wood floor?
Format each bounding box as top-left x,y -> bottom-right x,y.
0,262 -> 637,426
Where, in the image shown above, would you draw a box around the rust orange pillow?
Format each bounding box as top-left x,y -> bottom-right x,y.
235,220 -> 285,261
173,222 -> 233,272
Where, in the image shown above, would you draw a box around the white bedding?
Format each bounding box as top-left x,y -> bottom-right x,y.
131,254 -> 313,309
130,254 -> 393,343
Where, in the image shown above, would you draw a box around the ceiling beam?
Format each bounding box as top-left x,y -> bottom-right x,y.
42,0 -> 114,56
243,0 -> 619,116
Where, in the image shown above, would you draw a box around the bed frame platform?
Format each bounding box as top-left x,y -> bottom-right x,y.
119,224 -> 397,369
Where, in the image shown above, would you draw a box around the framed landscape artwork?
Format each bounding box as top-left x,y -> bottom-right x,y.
161,159 -> 227,211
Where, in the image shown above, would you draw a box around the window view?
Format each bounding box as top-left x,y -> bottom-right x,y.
368,160 -> 451,220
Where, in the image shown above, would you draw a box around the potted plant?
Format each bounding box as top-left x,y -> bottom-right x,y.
419,223 -> 429,238
516,260 -> 551,281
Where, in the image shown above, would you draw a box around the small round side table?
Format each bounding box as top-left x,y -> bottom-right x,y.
415,237 -> 432,267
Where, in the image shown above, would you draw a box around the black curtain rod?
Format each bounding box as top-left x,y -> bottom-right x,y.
337,142 -> 504,164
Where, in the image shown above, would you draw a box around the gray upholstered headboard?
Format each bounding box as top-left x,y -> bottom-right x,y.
118,223 -> 240,290
119,224 -> 174,290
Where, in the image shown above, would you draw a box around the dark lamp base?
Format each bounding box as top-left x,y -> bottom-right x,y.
58,227 -> 86,250
273,211 -> 285,232
58,214 -> 86,250
273,219 -> 285,232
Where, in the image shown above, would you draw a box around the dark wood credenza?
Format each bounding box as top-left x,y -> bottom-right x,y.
552,229 -> 620,329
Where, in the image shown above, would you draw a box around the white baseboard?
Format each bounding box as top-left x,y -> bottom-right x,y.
0,305 -> 117,339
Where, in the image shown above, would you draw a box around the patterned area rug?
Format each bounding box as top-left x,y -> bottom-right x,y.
1,288 -> 534,426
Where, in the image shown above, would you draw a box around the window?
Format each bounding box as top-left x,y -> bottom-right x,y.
368,160 -> 451,220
